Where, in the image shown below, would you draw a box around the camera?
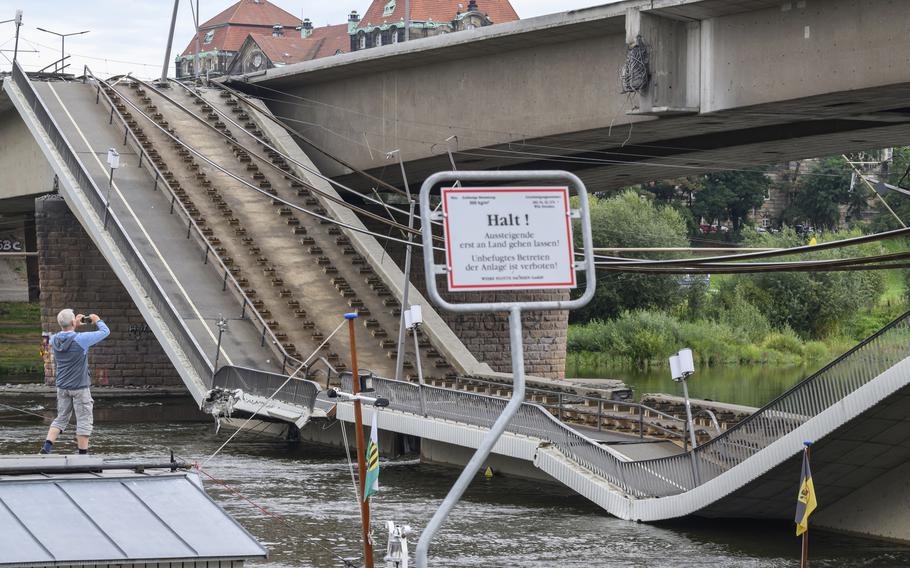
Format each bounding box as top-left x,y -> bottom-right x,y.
81,315 -> 92,325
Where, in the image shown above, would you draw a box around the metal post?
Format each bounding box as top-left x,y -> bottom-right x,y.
212,315 -> 226,379
392,150 -> 415,382
415,306 -> 527,568
160,0 -> 180,83
194,0 -> 201,82
404,0 -> 411,41
103,167 -> 115,229
597,399 -> 603,432
413,324 -> 426,416
681,378 -> 700,484
12,10 -> 21,64
638,406 -> 644,439
347,313 -> 375,568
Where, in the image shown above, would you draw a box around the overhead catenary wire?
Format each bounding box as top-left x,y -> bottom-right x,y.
138,77 -> 432,240
98,76 -> 910,277
233,81 -> 854,180
97,75 -> 444,252
200,318 -> 348,468
216,81 -> 410,198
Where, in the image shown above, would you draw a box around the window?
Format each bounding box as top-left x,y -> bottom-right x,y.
382,0 -> 396,17
359,33 -> 366,50
203,30 -> 214,44
391,27 -> 399,43
375,31 -> 382,47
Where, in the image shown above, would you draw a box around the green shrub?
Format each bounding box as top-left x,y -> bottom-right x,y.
803,341 -> 829,361
761,328 -> 804,356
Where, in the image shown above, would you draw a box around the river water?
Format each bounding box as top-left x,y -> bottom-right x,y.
2,394 -> 910,567
567,357 -> 814,407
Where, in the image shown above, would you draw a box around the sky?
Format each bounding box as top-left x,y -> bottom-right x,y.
0,1 -> 616,78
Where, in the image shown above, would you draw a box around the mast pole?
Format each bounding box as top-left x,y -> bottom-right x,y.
160,0 -> 180,82
347,313 -> 375,568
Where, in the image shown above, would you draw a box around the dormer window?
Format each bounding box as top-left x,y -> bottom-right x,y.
203,30 -> 214,44
374,30 -> 382,47
383,0 -> 396,17
391,26 -> 399,43
359,33 -> 366,50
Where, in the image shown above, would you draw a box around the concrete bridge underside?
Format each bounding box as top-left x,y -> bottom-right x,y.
232,0 -> 910,191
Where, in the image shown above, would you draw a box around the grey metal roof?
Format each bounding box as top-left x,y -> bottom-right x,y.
0,458 -> 267,566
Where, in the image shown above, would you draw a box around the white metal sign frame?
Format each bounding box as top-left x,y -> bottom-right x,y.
415,170 -> 596,567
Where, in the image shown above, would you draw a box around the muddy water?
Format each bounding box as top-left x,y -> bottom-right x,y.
1,395 -> 909,567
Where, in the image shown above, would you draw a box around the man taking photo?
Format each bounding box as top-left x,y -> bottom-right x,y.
40,309 -> 110,455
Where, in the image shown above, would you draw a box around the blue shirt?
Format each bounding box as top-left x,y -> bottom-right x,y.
51,320 -> 110,390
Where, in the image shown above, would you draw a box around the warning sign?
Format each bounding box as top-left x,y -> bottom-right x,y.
442,187 -> 577,292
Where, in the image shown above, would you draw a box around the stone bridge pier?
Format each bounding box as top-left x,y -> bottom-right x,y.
35,196 -> 181,388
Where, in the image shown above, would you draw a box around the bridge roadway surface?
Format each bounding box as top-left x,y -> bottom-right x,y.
9,69 -> 910,543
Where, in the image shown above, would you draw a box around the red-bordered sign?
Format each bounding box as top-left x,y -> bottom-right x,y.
442,187 -> 577,292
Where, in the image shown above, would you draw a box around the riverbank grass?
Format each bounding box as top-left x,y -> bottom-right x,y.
0,302 -> 43,376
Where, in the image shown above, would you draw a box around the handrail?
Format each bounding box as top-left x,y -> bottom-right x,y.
8,62 -> 213,389
213,365 -> 322,412
330,309 -> 910,498
630,309 -> 910,495
84,67 -> 303,374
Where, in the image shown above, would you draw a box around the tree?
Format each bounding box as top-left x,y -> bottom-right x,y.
732,228 -> 884,338
572,190 -> 689,323
691,171 -> 770,232
785,157 -> 861,230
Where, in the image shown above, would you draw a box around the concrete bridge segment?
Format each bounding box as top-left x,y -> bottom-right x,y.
233,0 -> 910,193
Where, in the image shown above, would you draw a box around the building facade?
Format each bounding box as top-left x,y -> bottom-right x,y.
349,0 -> 519,52
176,0 -> 303,79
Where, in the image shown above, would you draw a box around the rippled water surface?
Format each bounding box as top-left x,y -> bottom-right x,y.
2,395 -> 910,567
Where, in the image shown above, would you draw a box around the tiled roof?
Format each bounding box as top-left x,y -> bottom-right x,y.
308,23 -> 351,59
358,0 -> 519,28
253,35 -> 323,65
181,24 -> 280,56
201,0 -> 302,28
181,0 -> 303,57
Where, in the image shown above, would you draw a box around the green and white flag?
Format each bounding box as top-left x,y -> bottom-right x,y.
364,411 -> 379,501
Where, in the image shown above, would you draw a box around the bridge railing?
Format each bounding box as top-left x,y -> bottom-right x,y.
629,309 -> 910,495
81,67 -> 302,377
9,62 -> 214,389
339,310 -> 910,498
213,365 -> 321,412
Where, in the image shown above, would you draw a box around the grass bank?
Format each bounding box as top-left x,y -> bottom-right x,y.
0,302 -> 43,376
567,308 -> 880,371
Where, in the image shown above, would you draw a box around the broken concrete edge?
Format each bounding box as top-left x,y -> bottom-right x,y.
4,78 -> 210,406
230,90 -> 495,378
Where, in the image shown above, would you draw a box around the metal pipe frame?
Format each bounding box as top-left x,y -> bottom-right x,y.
415,170 -> 596,567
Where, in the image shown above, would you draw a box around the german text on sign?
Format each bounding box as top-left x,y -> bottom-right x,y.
442,187 -> 577,292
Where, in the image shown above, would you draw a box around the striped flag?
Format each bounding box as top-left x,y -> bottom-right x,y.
795,446 -> 817,536
363,411 -> 379,502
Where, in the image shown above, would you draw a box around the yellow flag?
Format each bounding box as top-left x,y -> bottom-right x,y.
809,236 -> 817,246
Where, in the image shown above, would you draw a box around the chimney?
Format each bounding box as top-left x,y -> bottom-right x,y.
348,10 -> 361,34
301,18 -> 313,38
272,24 -> 284,37
468,0 -> 479,11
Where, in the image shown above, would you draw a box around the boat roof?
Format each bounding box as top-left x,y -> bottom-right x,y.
0,456 -> 267,566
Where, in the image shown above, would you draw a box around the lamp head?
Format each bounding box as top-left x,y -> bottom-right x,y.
669,355 -> 683,382
678,348 -> 695,377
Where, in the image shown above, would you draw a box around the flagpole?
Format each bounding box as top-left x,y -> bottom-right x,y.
346,312 -> 375,568
801,444 -> 810,568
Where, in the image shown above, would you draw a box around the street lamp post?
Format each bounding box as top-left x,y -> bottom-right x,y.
669,347 -> 700,484
0,11 -> 23,63
36,27 -> 89,73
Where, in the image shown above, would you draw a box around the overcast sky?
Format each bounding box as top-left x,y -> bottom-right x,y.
0,1 -> 615,78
